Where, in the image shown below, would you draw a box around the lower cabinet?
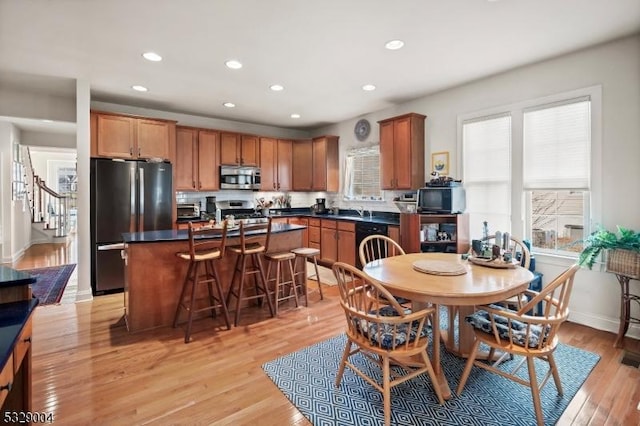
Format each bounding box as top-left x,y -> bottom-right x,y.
320,219 -> 356,266
308,218 -> 321,252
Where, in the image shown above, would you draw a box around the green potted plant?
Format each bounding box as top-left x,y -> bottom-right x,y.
578,226 -> 640,276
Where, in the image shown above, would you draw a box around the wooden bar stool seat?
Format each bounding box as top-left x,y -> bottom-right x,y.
173,222 -> 231,343
265,251 -> 300,314
225,219 -> 275,326
291,247 -> 323,302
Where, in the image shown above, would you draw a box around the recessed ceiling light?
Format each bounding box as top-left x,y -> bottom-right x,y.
42,119 -> 53,123
142,52 -> 162,62
362,84 -> 376,91
290,113 -> 301,119
225,60 -> 243,69
223,102 -> 236,108
270,84 -> 284,91
132,85 -> 148,92
385,40 -> 404,50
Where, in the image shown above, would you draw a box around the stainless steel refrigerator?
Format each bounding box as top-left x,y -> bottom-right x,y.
90,158 -> 173,294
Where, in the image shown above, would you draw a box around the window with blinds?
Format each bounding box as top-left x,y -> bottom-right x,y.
344,145 -> 383,200
462,114 -> 512,237
459,87 -> 598,257
524,97 -> 591,253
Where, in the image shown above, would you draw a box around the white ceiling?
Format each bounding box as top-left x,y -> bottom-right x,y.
1,0 -> 639,132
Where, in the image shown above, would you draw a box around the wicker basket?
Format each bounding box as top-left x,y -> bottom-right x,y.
605,249 -> 640,279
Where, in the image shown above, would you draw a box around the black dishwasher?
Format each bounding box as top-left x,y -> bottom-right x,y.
355,222 -> 388,269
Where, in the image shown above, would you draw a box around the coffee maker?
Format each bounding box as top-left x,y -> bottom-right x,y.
205,196 -> 217,214
312,198 -> 327,214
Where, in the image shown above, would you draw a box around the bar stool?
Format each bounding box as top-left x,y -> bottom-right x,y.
291,247 -> 323,302
225,218 -> 275,326
264,250 -> 300,314
173,222 -> 231,343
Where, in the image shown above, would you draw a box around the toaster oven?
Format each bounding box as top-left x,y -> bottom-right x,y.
177,203 -> 201,219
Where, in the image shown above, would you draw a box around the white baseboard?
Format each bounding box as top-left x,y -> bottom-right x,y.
75,288 -> 94,302
569,310 -> 640,340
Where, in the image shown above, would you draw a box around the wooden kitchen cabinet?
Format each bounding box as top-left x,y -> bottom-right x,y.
260,137 -> 292,191
379,113 -> 425,190
220,132 -> 259,166
320,219 -> 356,266
400,213 -> 469,254
292,136 -> 339,191
175,127 -> 220,191
312,136 -> 339,191
91,111 -> 174,161
308,218 -> 321,252
388,225 -> 401,247
292,139 -> 313,190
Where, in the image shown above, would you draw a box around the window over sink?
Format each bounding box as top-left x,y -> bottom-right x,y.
343,145 -> 383,201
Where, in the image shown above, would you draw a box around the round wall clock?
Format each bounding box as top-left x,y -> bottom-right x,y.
354,119 -> 371,141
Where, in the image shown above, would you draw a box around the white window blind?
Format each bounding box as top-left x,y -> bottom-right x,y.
462,114 -> 512,236
344,145 -> 382,200
523,97 -> 591,190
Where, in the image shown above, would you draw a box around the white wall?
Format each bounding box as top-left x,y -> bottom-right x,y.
316,34 -> 640,338
0,122 -> 32,262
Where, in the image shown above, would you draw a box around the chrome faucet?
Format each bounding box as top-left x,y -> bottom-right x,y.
357,206 -> 365,217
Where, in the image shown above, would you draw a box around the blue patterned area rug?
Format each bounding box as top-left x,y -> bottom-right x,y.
21,264 -> 75,305
262,334 -> 600,426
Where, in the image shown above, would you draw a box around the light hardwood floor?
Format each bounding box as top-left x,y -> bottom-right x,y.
4,242 -> 640,425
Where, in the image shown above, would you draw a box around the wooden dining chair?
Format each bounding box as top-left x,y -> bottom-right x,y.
358,235 -> 411,308
457,264 -> 580,426
332,262 -> 444,426
359,234 -> 406,267
470,234 -> 531,269
471,234 -> 532,311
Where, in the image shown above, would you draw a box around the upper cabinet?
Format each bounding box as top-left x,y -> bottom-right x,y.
90,111 -> 174,161
260,137 -> 292,191
220,132 -> 259,166
292,139 -> 313,191
175,127 -> 220,191
292,136 -> 339,191
378,113 -> 425,190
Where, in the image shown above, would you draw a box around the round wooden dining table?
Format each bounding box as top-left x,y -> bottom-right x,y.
363,252 -> 534,398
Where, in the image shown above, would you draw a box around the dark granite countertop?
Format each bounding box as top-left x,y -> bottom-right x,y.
0,266 -> 36,288
0,298 -> 38,372
176,209 -> 400,226
123,222 -> 305,243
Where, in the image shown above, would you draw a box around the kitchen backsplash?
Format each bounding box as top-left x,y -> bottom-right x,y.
176,189 -> 413,213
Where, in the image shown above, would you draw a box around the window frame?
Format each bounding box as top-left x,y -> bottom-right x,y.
457,85 -> 602,258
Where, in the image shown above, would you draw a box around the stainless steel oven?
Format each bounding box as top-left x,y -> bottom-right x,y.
220,165 -> 261,190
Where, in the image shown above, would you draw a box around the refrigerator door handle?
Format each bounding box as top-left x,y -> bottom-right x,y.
97,243 -> 126,251
129,167 -> 136,233
139,167 -> 145,232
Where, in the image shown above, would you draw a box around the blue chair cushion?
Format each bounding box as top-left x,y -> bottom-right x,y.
355,306 -> 429,350
465,305 -> 549,348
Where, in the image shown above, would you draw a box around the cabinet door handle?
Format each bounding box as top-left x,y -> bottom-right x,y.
0,381 -> 12,392
192,181 -> 196,189
130,147 -> 133,155
198,181 -> 202,189
23,336 -> 31,343
138,147 -> 141,156
273,183 -> 276,189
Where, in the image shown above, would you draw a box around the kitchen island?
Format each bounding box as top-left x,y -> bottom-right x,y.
121,223 -> 305,332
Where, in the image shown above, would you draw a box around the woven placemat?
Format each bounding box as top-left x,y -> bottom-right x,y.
412,260 -> 467,276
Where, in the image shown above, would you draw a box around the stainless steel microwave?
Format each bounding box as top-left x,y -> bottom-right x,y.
220,165 -> 261,190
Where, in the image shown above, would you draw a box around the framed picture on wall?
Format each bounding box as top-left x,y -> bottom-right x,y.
431,151 -> 449,175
